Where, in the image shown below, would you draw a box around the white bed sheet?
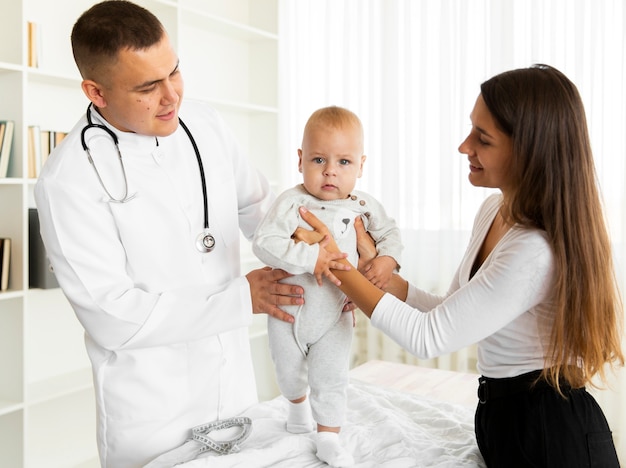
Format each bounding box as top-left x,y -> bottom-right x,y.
182,380 -> 486,467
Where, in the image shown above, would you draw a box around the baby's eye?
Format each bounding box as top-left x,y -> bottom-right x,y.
313,157 -> 325,164
339,159 -> 351,165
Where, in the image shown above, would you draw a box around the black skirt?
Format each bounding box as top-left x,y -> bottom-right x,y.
474,370 -> 620,467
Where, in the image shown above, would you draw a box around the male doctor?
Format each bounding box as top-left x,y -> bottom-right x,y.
34,1 -> 310,466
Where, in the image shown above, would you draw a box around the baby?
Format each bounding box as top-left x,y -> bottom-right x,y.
252,106 -> 402,467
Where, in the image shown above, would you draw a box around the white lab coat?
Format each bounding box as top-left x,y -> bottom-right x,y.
34,100 -> 274,467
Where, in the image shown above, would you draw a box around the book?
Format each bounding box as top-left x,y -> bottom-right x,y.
0,120 -> 15,178
0,238 -> 11,291
28,125 -> 42,178
40,128 -> 50,163
27,21 -> 40,68
0,123 -> 5,164
39,130 -> 68,168
55,131 -> 68,146
29,209 -> 59,289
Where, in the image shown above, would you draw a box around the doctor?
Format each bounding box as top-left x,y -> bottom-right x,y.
34,1 -> 308,467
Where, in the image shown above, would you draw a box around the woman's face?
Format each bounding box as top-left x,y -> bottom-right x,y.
458,94 -> 514,197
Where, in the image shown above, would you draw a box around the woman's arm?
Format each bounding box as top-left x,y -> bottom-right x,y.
295,207 -> 408,317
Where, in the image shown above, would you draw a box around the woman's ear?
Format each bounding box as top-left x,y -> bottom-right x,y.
81,80 -> 107,108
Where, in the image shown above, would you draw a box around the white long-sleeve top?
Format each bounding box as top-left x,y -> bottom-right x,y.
34,100 -> 274,467
371,194 -> 555,378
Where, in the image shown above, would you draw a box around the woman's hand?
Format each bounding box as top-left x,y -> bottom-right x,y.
292,211 -> 354,313
312,235 -> 350,286
292,227 -> 325,245
293,212 -> 374,264
297,207 -> 337,249
354,215 -> 377,270
298,206 -> 400,317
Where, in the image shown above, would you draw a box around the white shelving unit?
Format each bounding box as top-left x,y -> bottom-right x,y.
0,0 -> 279,466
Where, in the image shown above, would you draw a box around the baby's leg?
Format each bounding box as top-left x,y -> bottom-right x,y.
307,312 -> 354,466
268,315 -> 314,433
286,396 -> 314,433
316,432 -> 354,468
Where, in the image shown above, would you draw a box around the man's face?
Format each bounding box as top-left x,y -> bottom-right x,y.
95,34 -> 184,137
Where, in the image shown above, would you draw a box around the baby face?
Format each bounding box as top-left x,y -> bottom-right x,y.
298,123 -> 365,201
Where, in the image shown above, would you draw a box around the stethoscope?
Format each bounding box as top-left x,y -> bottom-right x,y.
80,104 -> 216,253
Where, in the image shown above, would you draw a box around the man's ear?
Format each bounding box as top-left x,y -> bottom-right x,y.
81,80 -> 107,108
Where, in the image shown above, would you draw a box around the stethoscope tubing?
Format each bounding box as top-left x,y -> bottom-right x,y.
81,104 -> 214,251
178,117 -> 209,233
81,106 -> 135,203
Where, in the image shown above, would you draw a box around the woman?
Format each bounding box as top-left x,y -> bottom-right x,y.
297,65 -> 624,467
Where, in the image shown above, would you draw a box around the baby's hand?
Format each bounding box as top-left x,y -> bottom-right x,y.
362,256 -> 398,289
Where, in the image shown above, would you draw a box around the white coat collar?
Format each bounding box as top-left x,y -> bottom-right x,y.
89,105 -> 159,154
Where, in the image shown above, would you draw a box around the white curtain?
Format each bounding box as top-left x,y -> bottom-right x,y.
279,0 -> 626,460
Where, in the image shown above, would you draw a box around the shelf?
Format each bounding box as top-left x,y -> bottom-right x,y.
27,368 -> 93,405
0,410 -> 23,467
26,69 -> 81,87
180,0 -> 277,34
0,178 -> 26,186
0,62 -> 23,73
179,32 -> 277,107
26,389 -> 97,468
25,289 -> 91,395
0,297 -> 23,413
0,400 -> 23,417
0,2 -> 22,66
181,6 -> 278,41
2,0 -> 280,465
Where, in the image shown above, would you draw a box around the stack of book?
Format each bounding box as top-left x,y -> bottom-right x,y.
27,126 -> 68,178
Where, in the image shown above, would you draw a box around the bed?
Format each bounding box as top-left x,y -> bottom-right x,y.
181,360 -> 485,467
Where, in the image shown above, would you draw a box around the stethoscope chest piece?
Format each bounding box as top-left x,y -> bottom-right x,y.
196,230 -> 216,253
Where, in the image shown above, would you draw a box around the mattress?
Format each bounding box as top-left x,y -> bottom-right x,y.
181,379 -> 486,467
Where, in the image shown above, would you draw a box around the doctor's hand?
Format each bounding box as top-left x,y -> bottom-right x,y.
246,267 -> 302,323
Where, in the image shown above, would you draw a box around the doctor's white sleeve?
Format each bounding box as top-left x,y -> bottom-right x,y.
34,178 -> 254,351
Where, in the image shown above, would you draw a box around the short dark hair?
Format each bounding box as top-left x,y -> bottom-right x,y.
71,0 -> 165,80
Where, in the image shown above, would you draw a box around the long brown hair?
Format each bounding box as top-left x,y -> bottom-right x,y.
481,64 -> 624,390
